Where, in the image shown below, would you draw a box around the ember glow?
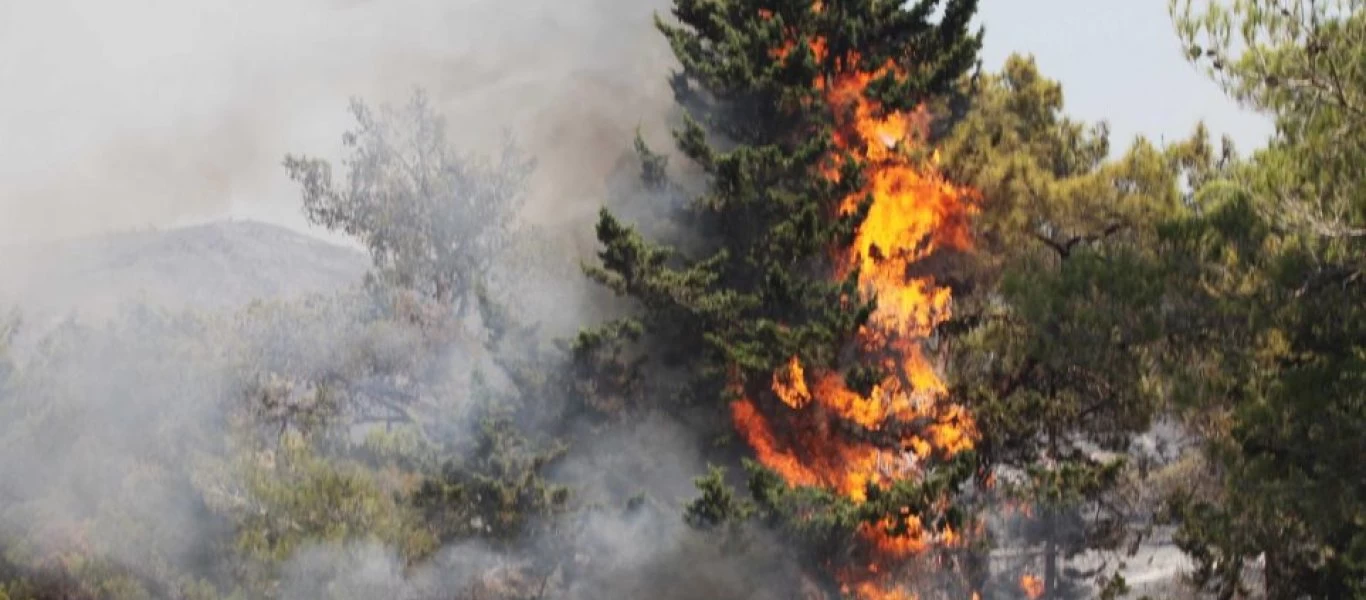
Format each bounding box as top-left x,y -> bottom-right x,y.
1020,573 -> 1045,599
729,6 -> 981,599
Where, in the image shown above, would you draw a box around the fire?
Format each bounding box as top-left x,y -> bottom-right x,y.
773,355 -> 813,410
729,6 -> 981,599
1020,573 -> 1045,599
852,583 -> 919,600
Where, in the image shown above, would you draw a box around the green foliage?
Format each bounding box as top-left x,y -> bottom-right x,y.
684,465 -> 756,528
1158,2 -> 1366,596
571,3 -> 1008,596
744,460 -> 860,563
278,87 -> 577,590
584,0 -> 983,401
0,282 -> 573,598
412,416 -> 570,547
8,2 -> 1366,598
568,318 -> 646,415
218,432 -> 435,587
586,0 -> 984,579
935,54 -> 1236,595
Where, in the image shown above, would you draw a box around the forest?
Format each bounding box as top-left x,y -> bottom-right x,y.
0,0 -> 1362,598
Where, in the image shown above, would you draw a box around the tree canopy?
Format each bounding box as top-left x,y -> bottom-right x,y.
2,1 -> 1364,599
1160,1 -> 1366,596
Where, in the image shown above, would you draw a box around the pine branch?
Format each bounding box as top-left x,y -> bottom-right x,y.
1030,223 -> 1128,260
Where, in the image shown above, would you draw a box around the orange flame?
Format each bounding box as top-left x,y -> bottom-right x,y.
773,355 -> 813,410
853,583 -> 919,600
727,6 -> 981,599
1020,573 -> 1045,599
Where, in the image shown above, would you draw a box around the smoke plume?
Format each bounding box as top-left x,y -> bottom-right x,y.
0,0 -> 677,245
0,1 -> 802,597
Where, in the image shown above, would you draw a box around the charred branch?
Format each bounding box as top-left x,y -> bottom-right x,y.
1029,223 -> 1127,260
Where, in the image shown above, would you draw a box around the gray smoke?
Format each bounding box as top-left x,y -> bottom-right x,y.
0,0 -> 677,245
0,0 -> 793,597
277,415 -> 809,600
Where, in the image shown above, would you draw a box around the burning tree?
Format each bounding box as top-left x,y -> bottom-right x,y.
581,0 -> 984,596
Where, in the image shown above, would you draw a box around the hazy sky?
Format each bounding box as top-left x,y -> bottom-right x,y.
0,1 -> 1273,245
976,0 -> 1273,151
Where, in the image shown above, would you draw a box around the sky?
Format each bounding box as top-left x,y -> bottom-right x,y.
0,0 -> 1274,246
976,0 -> 1273,152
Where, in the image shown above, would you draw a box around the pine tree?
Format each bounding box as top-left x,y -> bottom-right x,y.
935,54 -> 1227,597
1163,2 -> 1366,596
582,0 -> 983,595
586,0 -> 980,396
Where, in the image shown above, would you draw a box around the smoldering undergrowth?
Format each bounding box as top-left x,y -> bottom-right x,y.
0,72 -> 782,598
0,0 -> 764,591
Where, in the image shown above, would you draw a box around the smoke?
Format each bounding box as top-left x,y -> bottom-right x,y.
0,304 -> 243,579
278,516 -> 808,600
548,415 -> 812,600
0,0 -> 793,596
0,0 -> 677,245
275,415 -> 810,600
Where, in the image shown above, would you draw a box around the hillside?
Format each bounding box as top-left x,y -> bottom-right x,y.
0,220 -> 368,333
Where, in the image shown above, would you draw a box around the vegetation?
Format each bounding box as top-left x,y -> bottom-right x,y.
935,53 -> 1226,598
1,1 -> 1363,599
585,4 -> 984,592
1162,1 -> 1366,596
